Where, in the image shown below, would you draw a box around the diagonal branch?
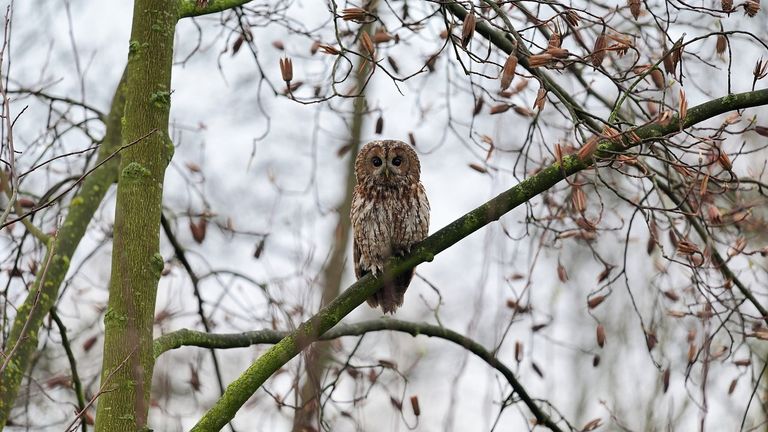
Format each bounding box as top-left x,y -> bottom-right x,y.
190,88 -> 768,431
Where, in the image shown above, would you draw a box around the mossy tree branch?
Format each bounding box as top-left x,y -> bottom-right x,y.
157,319 -> 566,431
92,0 -> 179,430
190,89 -> 768,431
0,69 -> 127,429
179,0 -> 254,18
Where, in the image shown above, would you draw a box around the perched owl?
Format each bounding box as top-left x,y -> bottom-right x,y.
350,140 -> 430,313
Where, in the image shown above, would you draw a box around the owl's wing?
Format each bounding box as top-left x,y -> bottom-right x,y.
353,237 -> 366,280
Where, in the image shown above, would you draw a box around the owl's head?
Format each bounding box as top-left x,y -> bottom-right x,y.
354,140 -> 421,186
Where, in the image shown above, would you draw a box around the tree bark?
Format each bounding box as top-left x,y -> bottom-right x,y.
93,1 -> 178,430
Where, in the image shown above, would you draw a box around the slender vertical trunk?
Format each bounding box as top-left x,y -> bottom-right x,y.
292,2 -> 377,428
93,1 -> 178,430
0,69 -> 127,428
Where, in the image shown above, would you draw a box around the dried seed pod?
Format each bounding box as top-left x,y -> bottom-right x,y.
515,341 -> 523,362
754,58 -> 768,80
734,358 -> 751,366
707,205 -> 723,224
629,0 -> 641,19
664,45 -> 681,75
593,355 -> 600,367
645,101 -> 658,118
513,106 -> 535,117
591,32 -> 607,67
564,10 -> 581,26
82,335 -> 98,352
662,368 -> 670,393
387,56 -> 400,74
360,32 -> 375,57
679,88 -> 688,123
582,418 -> 602,431
279,57 -> 293,84
189,218 -> 207,244
253,237 -> 266,258
716,35 -> 727,55
425,53 -> 438,72
577,136 -> 600,161
548,32 -> 561,48
587,295 -> 606,309
410,396 -> 420,416
468,163 -> 488,174
663,290 -> 680,301
699,174 -> 709,196
571,184 -> 586,213
232,35 -> 245,55
527,53 -> 553,67
18,197 -> 35,208
461,11 -> 477,48
728,237 -> 747,257
745,0 -> 760,16
724,112 -> 741,125
372,30 -> 394,44
597,267 -> 612,282
310,40 -> 320,55
687,343 -> 697,364
490,104 -> 510,114
473,97 -> 484,116
755,125 -> 768,137
408,132 -> 416,147
728,379 -> 738,395
602,126 -> 621,144
557,262 -> 568,282
272,40 -> 285,50
676,239 -> 700,256
546,47 -> 570,59
318,44 -> 340,55
645,331 -> 658,351
717,148 -> 732,171
375,115 -> 384,134
390,397 -> 402,411
533,87 -> 547,111
500,54 -> 518,90
341,7 -> 367,22
185,161 -> 201,173
596,324 -> 606,347
656,110 -> 674,126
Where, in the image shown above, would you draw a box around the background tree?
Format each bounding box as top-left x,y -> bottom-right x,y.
0,0 -> 767,431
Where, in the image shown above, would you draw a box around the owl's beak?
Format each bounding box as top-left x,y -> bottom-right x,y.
383,166 -> 391,178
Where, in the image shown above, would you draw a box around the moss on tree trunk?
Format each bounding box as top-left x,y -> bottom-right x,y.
92,1 -> 178,430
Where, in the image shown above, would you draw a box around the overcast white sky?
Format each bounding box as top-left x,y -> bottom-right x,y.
4,0 -> 768,431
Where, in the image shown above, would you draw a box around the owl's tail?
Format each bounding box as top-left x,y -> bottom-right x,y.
366,268 -> 415,314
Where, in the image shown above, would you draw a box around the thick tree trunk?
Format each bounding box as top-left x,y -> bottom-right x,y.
93,1 -> 178,430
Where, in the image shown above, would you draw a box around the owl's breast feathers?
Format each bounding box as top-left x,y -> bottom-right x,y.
351,180 -> 430,313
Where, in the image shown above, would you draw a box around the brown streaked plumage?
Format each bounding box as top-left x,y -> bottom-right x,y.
350,140 -> 430,313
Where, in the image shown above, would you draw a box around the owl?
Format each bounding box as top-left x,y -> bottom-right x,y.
350,140 -> 430,313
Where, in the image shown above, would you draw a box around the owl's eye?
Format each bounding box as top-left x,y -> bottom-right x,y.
372,156 -> 383,167
392,156 -> 402,166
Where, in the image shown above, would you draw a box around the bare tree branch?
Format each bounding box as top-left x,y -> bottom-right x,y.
190,88 -> 768,431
